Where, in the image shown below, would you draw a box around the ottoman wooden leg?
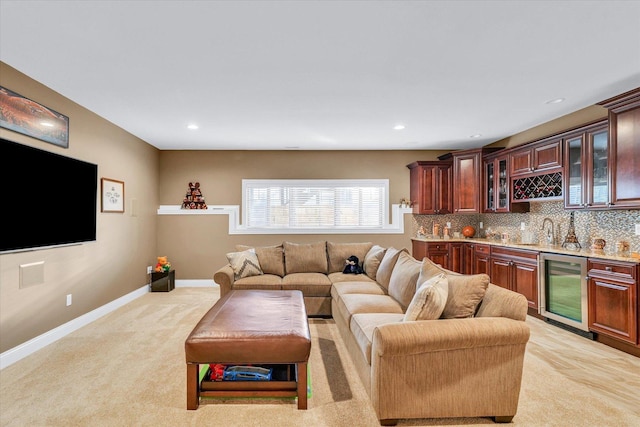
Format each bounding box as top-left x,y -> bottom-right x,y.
297,362 -> 308,410
186,363 -> 199,410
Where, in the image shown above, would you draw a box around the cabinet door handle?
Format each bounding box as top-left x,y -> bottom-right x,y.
598,282 -> 627,291
605,266 -> 613,272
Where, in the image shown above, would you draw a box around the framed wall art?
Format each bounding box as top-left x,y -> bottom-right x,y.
101,178 -> 125,213
0,86 -> 69,148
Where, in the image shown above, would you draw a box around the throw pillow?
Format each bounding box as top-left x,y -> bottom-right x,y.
375,247 -> 408,291
441,273 -> 490,319
283,241 -> 328,274
417,256 -> 449,285
226,248 -> 263,280
388,251 -> 422,309
236,244 -> 285,277
403,273 -> 448,321
363,245 -> 386,280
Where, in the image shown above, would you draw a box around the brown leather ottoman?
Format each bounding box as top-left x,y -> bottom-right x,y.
185,290 -> 311,410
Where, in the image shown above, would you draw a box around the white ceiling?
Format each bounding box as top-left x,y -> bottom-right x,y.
1,1 -> 640,151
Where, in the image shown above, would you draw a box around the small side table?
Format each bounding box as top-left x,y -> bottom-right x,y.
150,270 -> 175,292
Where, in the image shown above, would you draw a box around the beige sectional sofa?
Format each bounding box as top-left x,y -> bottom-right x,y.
214,241 -> 382,316
213,241 -> 530,425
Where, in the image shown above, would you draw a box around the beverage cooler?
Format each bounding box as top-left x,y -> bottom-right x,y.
539,253 -> 589,332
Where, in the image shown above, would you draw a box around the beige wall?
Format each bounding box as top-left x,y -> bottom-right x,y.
0,63 -> 160,352
156,150 -> 449,279
488,104 -> 608,149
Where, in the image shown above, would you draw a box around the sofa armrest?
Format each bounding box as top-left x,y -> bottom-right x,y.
373,317 -> 530,356
370,317 -> 530,422
476,283 -> 529,320
213,265 -> 234,297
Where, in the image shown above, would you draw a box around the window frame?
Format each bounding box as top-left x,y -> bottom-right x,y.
242,179 -> 390,234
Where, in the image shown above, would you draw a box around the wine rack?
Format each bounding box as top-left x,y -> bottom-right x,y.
512,172 -> 562,201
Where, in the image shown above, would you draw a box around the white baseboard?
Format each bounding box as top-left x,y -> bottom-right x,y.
1,284 -> 149,370
1,280 -> 218,370
176,279 -> 216,288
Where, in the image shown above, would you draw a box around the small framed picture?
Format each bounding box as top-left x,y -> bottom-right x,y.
101,178 -> 125,213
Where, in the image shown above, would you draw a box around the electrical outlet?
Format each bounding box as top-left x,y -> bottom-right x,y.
635,224 -> 640,236
66,294 -> 72,306
479,222 -> 483,229
147,266 -> 153,274
521,222 -> 526,231
446,222 -> 451,228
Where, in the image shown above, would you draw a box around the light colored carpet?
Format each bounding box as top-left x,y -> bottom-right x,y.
1,287 -> 639,427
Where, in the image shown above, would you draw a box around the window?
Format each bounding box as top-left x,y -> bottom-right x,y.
243,179 -> 388,232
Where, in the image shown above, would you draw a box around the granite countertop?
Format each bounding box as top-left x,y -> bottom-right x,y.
411,236 -> 640,264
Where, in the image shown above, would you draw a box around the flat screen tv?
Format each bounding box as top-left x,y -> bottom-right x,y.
0,138 -> 98,253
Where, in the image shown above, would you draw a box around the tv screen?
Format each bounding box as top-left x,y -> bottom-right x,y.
0,138 -> 98,253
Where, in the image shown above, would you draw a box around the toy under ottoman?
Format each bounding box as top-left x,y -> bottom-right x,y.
184,290 -> 311,409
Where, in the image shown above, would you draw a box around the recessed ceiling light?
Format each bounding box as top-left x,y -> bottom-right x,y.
470,134 -> 482,138
393,124 -> 405,130
545,97 -> 565,104
187,124 -> 199,130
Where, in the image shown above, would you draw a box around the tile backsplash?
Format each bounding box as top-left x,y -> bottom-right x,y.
411,201 -> 640,256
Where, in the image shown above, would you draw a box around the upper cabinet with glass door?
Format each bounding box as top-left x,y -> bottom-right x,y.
563,120 -> 609,210
483,152 -> 529,213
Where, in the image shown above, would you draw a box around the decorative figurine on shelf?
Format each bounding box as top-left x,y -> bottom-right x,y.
400,198 -> 412,208
417,226 -> 427,238
181,181 -> 208,209
155,256 -> 171,273
343,255 -> 364,274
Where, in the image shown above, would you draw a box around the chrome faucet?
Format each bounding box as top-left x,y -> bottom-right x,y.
541,218 -> 555,246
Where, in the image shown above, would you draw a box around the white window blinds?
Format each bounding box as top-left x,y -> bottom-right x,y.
243,179 -> 388,231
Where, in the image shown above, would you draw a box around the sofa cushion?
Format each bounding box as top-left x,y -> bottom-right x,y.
416,256 -> 449,285
236,244 -> 285,277
403,273 -> 448,321
331,281 -> 386,301
282,273 -> 332,297
283,241 -> 328,274
350,313 -> 404,365
363,245 -> 386,280
327,242 -> 373,273
328,272 -> 376,284
233,274 -> 282,290
441,273 -> 490,319
375,247 -> 408,291
335,294 -> 404,325
387,251 -> 422,310
226,248 -> 263,280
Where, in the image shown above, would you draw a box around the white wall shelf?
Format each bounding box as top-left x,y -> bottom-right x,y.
157,204 -> 412,234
